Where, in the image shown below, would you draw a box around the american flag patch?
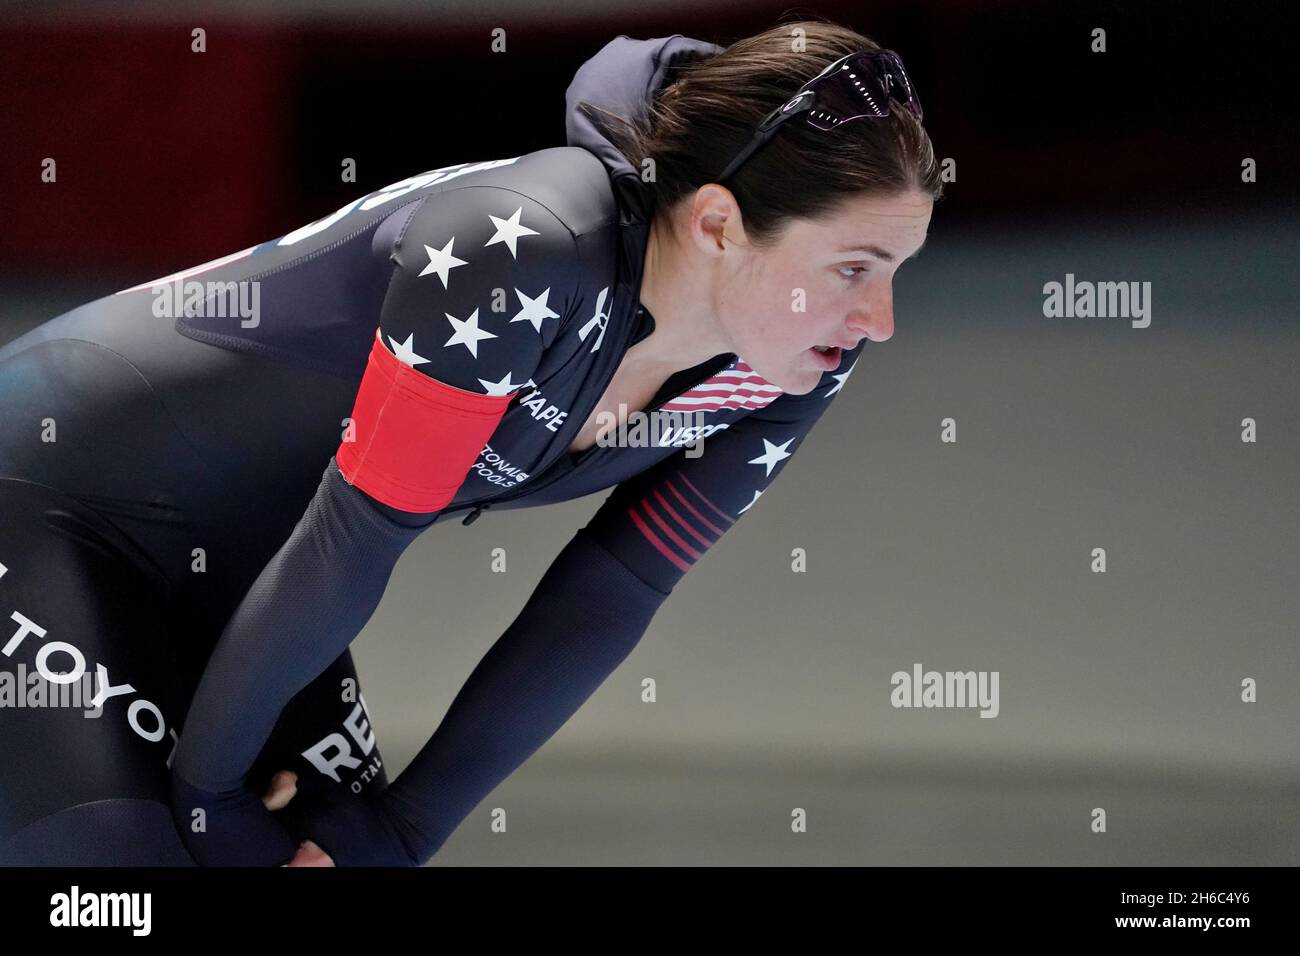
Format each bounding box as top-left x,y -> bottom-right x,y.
659,359 -> 783,414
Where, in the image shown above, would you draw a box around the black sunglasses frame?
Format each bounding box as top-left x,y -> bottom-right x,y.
714,49 -> 923,184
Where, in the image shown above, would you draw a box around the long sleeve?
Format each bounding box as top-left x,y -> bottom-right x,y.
170,458 -> 432,865
372,526 -> 670,863
173,458 -> 431,791
168,182 -> 579,866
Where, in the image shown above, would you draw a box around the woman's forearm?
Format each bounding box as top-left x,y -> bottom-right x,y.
173,456 -> 428,792
374,527 -> 671,864
172,463 -> 669,866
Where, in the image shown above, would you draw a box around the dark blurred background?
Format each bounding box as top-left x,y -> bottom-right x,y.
1,1 -> 1297,865
2,0 -> 1296,275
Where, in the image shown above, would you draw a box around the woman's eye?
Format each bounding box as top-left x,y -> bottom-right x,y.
838,265 -> 869,280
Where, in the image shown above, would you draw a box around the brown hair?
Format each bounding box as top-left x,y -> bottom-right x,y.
579,17 -> 943,249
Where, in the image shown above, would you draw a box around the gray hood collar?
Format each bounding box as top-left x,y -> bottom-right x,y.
565,33 -> 723,216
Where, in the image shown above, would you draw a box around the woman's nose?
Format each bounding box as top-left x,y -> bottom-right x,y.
849,282 -> 894,342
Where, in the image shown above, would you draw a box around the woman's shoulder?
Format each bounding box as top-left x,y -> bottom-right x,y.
411,146 -> 618,243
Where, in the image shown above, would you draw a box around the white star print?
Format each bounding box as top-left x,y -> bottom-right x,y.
387,332 -> 430,366
478,370 -> 526,396
443,308 -> 496,358
484,207 -> 540,259
748,437 -> 795,477
510,287 -> 560,334
738,489 -> 764,514
417,237 -> 468,288
826,357 -> 858,396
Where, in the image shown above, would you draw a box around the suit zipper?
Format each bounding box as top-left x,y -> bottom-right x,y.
458,450 -> 580,524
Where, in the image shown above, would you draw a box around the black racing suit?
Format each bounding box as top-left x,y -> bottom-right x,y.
0,33 -> 865,865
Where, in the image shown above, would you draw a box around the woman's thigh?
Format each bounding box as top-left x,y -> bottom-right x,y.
0,478 -> 194,864
1,299 -> 393,865
0,484 -> 391,866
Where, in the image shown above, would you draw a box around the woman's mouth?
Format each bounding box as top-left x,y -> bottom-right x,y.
809,345 -> 842,369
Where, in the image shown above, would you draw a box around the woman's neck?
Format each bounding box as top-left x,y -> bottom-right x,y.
633,206 -> 736,372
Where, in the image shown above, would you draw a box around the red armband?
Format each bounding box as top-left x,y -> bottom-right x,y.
335,330 -> 515,512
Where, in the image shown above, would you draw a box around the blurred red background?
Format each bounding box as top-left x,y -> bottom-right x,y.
1,1 -> 1292,274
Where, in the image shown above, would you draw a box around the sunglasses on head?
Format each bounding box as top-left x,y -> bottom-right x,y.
714,48 -> 923,184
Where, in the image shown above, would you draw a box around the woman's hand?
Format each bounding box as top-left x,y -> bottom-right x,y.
261,769 -> 299,810
261,771 -> 337,867
170,769 -> 301,866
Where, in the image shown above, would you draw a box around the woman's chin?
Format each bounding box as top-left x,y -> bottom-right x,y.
752,356 -> 822,396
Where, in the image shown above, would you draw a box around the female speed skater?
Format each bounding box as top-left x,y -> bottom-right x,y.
0,19 -> 940,866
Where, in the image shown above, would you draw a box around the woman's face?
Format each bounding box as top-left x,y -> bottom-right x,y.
714,187 -> 932,394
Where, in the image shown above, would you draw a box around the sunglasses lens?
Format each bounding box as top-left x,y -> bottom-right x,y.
804,51 -> 921,129
882,51 -> 923,120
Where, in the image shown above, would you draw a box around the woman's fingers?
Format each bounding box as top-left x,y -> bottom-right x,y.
261,770 -> 299,811
283,839 -> 336,867
260,773 -> 336,866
